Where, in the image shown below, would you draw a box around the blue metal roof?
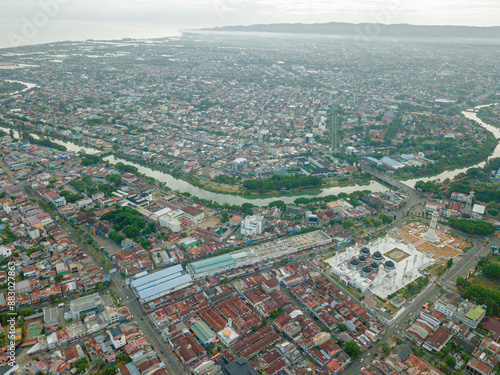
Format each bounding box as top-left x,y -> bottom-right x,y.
132,265 -> 193,300
135,274 -> 192,300
132,264 -> 183,289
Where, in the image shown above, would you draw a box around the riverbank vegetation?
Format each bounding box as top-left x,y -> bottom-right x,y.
243,174 -> 323,193
396,132 -> 498,180
22,132 -> 68,152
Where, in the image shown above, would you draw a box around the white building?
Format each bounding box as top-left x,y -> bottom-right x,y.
435,293 -> 461,318
231,158 -> 247,172
28,227 -> 40,239
472,204 -> 486,220
108,327 -> 126,349
241,215 -> 264,236
159,214 -> 181,233
44,191 -> 66,207
0,245 -> 12,258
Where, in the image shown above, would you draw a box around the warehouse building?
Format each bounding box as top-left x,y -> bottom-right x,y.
131,265 -> 193,303
190,321 -> 217,346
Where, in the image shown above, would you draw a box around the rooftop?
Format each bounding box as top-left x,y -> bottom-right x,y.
466,305 -> 486,321
190,254 -> 235,274
131,265 -> 192,301
69,293 -> 102,313
190,321 -> 216,344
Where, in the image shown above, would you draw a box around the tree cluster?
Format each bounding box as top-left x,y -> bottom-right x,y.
101,206 -> 156,246
243,174 -> 322,193
457,276 -> 500,316
448,218 -> 496,236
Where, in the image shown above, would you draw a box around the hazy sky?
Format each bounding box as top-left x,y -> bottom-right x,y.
1,0 -> 499,48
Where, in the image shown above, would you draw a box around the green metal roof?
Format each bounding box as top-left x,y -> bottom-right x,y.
190,321 -> 216,344
465,306 -> 486,321
191,254 -> 235,274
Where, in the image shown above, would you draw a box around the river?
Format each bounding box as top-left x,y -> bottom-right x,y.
4,80 -> 40,95
1,103 -> 498,205
405,104 -> 500,187
101,155 -> 387,205
0,124 -> 388,204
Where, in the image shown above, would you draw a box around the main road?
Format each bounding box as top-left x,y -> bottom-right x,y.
60,226 -> 187,375
12,176 -> 187,375
61,220 -> 187,374
343,234 -> 492,375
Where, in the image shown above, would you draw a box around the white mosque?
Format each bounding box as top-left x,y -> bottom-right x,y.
326,235 -> 435,299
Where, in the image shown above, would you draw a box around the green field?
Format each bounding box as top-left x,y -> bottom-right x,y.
27,321 -> 41,339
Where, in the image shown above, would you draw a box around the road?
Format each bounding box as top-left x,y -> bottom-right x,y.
15,180 -> 187,375
60,226 -> 187,375
363,167 -> 421,203
343,235 -> 492,375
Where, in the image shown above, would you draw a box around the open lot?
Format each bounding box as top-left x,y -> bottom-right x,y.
393,222 -> 467,260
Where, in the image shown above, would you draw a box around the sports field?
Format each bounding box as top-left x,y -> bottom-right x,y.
27,320 -> 41,339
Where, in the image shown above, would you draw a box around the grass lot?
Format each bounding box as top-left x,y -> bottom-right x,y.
467,255 -> 500,290
426,260 -> 448,277
202,181 -> 241,193
27,321 -> 41,339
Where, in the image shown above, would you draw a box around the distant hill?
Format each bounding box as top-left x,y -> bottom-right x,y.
201,22 -> 500,40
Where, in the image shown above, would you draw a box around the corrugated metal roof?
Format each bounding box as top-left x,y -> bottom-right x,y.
191,254 -> 235,274
136,274 -> 192,300
190,321 -> 216,344
466,305 -> 485,320
132,265 -> 193,301
132,264 -> 183,289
